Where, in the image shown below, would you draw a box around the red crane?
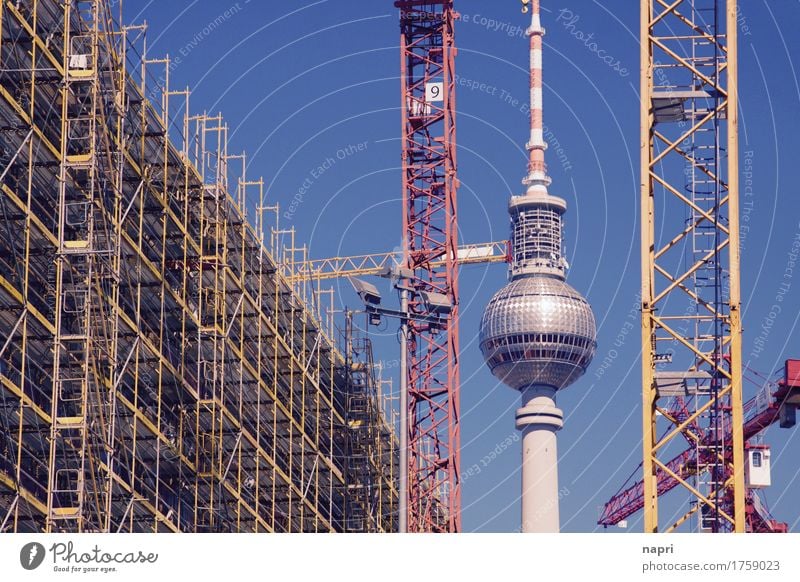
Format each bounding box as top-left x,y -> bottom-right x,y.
599,360 -> 800,532
396,1 -> 460,532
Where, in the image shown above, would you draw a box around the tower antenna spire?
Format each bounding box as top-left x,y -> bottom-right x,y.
524,0 -> 551,195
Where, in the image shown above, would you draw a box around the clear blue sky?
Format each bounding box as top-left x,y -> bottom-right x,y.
124,0 -> 800,533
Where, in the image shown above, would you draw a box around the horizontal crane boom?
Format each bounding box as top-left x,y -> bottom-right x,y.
286,241 -> 509,283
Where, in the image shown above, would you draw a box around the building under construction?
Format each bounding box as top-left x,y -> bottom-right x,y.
2,0 -> 798,538
0,0 -> 397,533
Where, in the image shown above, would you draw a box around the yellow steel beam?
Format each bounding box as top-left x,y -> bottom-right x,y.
2,1 -> 65,76
641,0 -> 657,534
653,457 -> 735,525
641,0 -> 744,533
286,240 -> 509,283
0,470 -> 48,517
726,0 -> 746,533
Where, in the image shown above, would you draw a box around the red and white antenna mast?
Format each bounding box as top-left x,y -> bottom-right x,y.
524,0 -> 552,195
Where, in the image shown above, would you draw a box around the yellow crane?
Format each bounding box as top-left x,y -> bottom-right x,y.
286,241 -> 509,283
640,0 -> 745,532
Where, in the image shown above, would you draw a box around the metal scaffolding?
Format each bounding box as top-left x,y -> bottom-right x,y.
343,311 -> 397,533
0,0 -> 396,533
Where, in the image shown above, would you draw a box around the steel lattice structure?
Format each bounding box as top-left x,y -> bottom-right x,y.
640,0 -> 745,533
0,0 -> 396,533
396,0 -> 460,532
600,365 -> 793,531
285,241 -> 507,284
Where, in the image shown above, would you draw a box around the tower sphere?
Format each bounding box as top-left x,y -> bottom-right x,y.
479,276 -> 596,391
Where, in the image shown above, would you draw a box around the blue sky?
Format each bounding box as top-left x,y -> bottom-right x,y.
124,1 -> 800,533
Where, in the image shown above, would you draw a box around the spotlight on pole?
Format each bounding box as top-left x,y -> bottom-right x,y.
349,277 -> 382,306
419,291 -> 452,316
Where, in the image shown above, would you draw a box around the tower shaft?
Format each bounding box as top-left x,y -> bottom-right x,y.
518,386 -> 562,532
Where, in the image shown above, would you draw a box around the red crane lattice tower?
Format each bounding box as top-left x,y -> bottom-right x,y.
396,0 -> 460,532
598,360 -> 800,532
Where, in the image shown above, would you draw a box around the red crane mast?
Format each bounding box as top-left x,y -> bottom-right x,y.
396,0 -> 460,532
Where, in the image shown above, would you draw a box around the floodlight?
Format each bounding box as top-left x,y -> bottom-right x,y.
419,291 -> 452,316
349,277 -> 381,306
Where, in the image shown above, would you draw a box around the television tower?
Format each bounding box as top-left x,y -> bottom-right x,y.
479,0 -> 596,533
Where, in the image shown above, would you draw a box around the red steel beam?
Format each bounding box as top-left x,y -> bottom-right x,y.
396,0 -> 460,532
600,386 -> 788,528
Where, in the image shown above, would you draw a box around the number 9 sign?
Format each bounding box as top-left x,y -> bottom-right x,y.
425,82 -> 444,102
